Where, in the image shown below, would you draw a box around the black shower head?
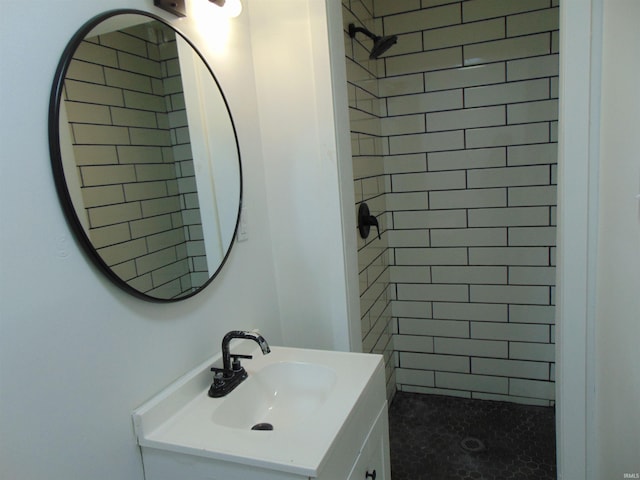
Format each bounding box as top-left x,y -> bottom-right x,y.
348,23 -> 398,60
370,34 -> 398,59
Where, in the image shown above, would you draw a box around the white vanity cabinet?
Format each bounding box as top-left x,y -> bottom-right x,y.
133,346 -> 390,480
314,403 -> 390,480
346,406 -> 390,480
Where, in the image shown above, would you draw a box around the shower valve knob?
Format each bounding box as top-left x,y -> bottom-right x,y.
358,202 -> 381,240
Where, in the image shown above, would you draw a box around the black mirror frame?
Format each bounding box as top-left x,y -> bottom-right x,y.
48,9 -> 243,303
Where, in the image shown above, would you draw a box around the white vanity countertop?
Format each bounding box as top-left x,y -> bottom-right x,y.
132,346 -> 384,477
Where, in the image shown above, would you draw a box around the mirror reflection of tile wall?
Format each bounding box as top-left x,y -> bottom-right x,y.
345,0 -> 558,405
62,23 -> 207,298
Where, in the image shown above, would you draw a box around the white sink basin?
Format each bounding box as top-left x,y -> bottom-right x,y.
132,345 -> 385,477
211,361 -> 337,430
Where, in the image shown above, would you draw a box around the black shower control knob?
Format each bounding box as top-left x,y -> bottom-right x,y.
358,202 -> 381,240
365,470 -> 376,480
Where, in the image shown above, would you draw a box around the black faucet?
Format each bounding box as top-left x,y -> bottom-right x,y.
208,330 -> 270,398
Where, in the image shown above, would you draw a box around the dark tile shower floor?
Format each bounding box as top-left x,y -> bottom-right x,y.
389,392 -> 556,480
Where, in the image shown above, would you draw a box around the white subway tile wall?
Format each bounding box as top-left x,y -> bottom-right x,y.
63,23 -> 207,298
345,0 -> 558,404
344,0 -> 396,401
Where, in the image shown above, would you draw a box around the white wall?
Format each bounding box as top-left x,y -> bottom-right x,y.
594,1 -> 640,476
247,0 -> 360,352
0,1 -> 283,479
557,1 -> 640,477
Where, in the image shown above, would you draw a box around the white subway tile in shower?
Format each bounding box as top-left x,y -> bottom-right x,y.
507,54 -> 559,82
392,300 -> 433,319
388,31 -> 424,57
425,63 -> 505,92
401,352 -> 470,373
386,191 -> 429,210
395,246 -> 468,265
465,122 -> 549,148
378,73 -> 424,97
508,266 -> 556,286
470,285 -> 550,305
462,0 -> 550,23
467,166 -> 549,188
398,318 -> 470,337
465,78 -> 549,108
509,378 -> 555,400
435,337 -> 508,358
384,153 -> 428,174
468,206 -> 549,228
507,99 -> 559,124
382,114 -> 425,136
397,283 -> 469,302
507,143 -> 557,166
464,33 -> 550,66
386,47 -> 462,76
384,3 -> 461,34
472,321 -> 549,342
436,371 -> 509,394
472,358 -> 549,380
421,0 -> 462,7
390,265 -> 432,283
388,230 -> 430,248
427,105 -> 505,132
395,367 -> 435,387
509,342 -> 555,362
508,226 -> 556,246
506,8 -> 560,37
508,185 -> 557,207
388,89 -> 462,116
432,266 -> 507,285
509,304 -> 555,324
428,147 -> 506,171
552,30 -> 560,53
395,334 -> 435,353
433,302 -> 508,322
429,187 -> 507,210
430,227 -> 507,247
423,18 -> 505,51
392,170 -> 466,192
468,246 -> 549,265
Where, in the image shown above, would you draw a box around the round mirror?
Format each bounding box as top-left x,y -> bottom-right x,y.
49,10 -> 242,302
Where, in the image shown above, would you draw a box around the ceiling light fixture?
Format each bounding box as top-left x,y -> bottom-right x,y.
210,0 -> 243,17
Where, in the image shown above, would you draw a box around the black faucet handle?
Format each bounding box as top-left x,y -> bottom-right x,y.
230,354 -> 252,371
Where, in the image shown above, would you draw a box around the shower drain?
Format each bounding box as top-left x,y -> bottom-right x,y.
460,436 -> 486,453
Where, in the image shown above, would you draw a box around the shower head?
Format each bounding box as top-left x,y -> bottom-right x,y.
348,23 -> 398,60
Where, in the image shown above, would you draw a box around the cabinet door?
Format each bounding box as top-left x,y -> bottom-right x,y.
347,407 -> 390,480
